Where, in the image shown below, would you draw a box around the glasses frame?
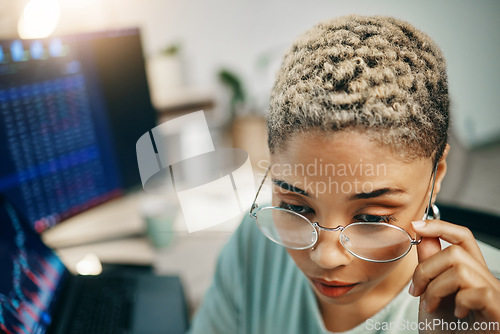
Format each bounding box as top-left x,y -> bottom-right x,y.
249,163 -> 439,263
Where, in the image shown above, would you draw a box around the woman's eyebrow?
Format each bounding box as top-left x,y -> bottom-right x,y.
272,179 -> 310,197
349,188 -> 405,200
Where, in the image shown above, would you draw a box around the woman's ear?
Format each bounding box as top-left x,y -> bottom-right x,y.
431,144 -> 450,203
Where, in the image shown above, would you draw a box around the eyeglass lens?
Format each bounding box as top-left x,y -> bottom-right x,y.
255,207 -> 412,262
256,207 -> 317,249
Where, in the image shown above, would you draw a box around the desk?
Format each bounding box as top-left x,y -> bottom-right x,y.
42,193 -> 146,248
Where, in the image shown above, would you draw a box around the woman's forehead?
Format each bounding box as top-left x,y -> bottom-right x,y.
269,131 -> 432,188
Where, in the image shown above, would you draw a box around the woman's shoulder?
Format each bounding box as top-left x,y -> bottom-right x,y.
221,212 -> 294,272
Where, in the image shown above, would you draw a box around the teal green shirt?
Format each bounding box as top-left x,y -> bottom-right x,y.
188,215 -> 500,334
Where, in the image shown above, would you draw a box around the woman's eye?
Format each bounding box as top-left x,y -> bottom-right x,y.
354,214 -> 392,223
279,202 -> 313,215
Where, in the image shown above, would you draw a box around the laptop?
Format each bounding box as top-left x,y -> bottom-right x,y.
0,195 -> 188,334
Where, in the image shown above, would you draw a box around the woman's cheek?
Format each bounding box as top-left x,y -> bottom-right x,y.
286,249 -> 310,270
360,261 -> 401,283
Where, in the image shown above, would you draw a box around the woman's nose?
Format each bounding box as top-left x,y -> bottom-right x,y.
310,228 -> 353,269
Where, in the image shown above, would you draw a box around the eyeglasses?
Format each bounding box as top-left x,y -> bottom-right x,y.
249,165 -> 438,263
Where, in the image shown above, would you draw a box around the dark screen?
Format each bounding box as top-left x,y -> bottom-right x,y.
89,30 -> 157,190
0,195 -> 67,334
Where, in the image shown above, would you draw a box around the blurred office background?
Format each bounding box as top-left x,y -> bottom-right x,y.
1,0 -> 499,314
1,0 -> 498,211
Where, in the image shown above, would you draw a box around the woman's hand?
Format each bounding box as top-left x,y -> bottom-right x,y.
410,219 -> 500,334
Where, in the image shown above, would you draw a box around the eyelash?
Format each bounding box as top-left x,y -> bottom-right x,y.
278,201 -> 395,224
279,201 -> 313,215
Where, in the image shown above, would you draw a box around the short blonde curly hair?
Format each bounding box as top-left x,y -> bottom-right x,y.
268,15 -> 449,163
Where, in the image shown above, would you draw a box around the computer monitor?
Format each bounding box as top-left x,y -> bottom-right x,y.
0,28 -> 157,233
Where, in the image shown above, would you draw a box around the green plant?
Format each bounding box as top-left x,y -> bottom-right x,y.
218,69 -> 246,121
161,43 -> 181,56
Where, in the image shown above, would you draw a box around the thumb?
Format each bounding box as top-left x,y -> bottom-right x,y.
412,220 -> 441,263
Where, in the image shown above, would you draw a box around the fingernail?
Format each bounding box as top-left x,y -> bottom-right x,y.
412,220 -> 426,228
408,282 -> 416,296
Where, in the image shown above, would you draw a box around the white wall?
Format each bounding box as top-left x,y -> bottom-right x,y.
2,0 -> 500,146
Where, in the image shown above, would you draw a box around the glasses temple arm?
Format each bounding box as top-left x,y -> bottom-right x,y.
249,166 -> 270,216
424,162 -> 439,220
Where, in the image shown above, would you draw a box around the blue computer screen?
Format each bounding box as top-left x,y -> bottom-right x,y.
0,29 -> 156,232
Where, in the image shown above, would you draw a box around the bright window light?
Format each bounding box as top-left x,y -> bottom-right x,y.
18,0 -> 61,39
61,0 -> 99,9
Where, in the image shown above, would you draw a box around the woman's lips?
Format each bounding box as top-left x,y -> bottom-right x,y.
311,278 -> 358,298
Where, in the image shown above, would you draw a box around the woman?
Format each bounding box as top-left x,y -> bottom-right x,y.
188,15 -> 500,333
